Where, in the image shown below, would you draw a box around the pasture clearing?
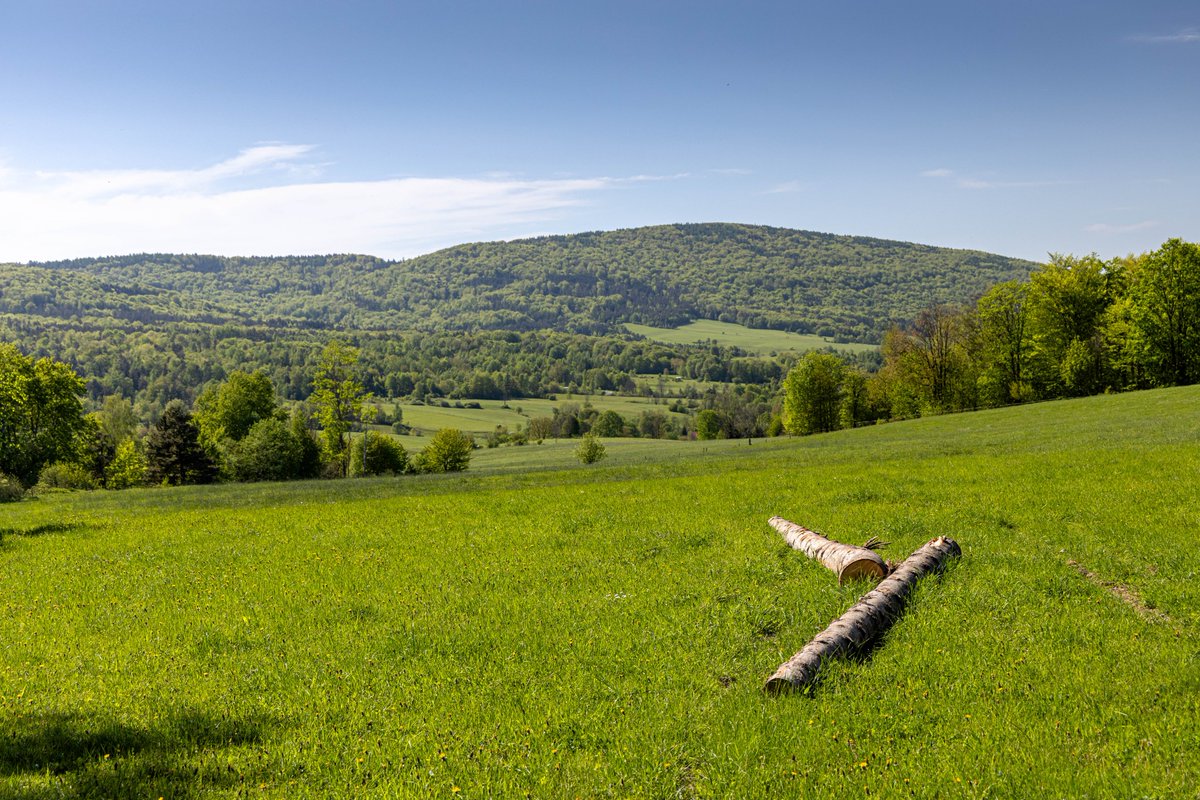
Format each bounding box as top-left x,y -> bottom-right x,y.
625,319 -> 878,354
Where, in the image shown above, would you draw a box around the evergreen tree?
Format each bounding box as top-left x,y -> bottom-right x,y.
146,400 -> 217,486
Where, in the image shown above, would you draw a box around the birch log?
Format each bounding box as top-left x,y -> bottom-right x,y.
764,536 -> 962,695
768,516 -> 888,583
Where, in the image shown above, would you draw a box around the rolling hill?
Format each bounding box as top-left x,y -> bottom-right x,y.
7,223 -> 1037,342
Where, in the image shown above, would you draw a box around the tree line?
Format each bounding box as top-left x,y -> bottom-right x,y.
781,238 -> 1200,434
0,341 -> 475,497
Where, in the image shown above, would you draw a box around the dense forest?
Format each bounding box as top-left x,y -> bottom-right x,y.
10,223 -> 1037,340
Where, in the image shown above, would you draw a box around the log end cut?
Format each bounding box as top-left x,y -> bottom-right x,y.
837,556 -> 888,584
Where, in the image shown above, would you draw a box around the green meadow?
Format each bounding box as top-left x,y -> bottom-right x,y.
2,387 -> 1199,798
624,319 -> 878,355
387,394 -> 690,439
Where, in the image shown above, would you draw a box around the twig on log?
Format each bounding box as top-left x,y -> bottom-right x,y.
768,516 -> 888,583
764,536 -> 962,695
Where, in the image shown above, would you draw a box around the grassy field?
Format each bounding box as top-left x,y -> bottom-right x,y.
2,387 -> 1199,798
625,319 -> 878,354
387,394 -> 690,439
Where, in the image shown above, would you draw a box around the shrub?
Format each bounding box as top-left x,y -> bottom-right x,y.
37,461 -> 99,491
592,410 -> 625,437
0,473 -> 25,503
420,428 -> 473,473
695,409 -> 722,440
351,431 -> 408,476
575,434 -> 607,465
231,418 -> 304,482
105,440 -> 148,489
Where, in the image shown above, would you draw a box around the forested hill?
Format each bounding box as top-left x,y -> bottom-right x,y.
8,223 -> 1038,341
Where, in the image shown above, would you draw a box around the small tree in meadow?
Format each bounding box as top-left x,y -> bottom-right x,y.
350,431 -> 408,476
575,433 -> 607,464
420,428 -> 473,473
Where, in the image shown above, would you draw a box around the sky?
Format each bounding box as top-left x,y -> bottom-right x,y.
0,0 -> 1196,263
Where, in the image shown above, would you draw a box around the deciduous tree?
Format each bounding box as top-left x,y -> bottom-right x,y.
0,344 -> 86,486
782,352 -> 846,435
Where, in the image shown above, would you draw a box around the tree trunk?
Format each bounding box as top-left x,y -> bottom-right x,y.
764,536 -> 962,695
768,516 -> 888,583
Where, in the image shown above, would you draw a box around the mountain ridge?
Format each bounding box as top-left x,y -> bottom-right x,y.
6,222 -> 1039,342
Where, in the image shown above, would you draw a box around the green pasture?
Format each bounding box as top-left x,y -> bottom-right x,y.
2,387 -> 1199,797
389,394 -> 689,438
625,319 -> 878,354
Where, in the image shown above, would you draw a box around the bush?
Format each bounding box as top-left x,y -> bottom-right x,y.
0,473 -> 25,503
351,431 -> 408,476
420,428 -> 473,473
37,461 -> 99,491
105,439 -> 148,489
592,410 -> 625,437
231,418 -> 304,482
575,434 -> 607,464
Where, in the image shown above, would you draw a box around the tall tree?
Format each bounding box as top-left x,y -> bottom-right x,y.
310,341 -> 372,475
194,370 -> 279,446
909,302 -> 962,411
0,344 -> 86,486
1129,238 -> 1200,386
145,400 -> 217,486
1028,254 -> 1118,395
975,281 -> 1033,403
782,352 -> 846,435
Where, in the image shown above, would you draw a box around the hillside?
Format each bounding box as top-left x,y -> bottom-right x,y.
2,387 -> 1197,797
7,223 -> 1038,341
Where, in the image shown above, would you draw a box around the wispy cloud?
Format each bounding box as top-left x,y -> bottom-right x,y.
1130,27 -> 1200,44
957,178 -> 1072,190
921,167 -> 1070,190
765,180 -> 804,194
1084,220 -> 1160,234
0,146 -> 620,260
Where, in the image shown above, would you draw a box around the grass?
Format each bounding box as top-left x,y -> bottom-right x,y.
387,393 -> 690,439
2,387 -> 1199,797
625,319 -> 878,354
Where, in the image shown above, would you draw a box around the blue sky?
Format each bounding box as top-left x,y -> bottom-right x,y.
0,1 -> 1195,262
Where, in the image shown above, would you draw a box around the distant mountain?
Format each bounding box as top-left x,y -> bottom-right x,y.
6,223 -> 1038,341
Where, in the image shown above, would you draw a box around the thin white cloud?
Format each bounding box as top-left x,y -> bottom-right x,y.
1085,220 -> 1160,234
921,166 -> 1069,190
1130,27 -> 1200,43
0,146 -> 619,260
957,178 -> 1071,190
765,180 -> 804,194
618,173 -> 691,183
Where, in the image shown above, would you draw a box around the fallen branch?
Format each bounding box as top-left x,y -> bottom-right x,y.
764,536 -> 962,695
768,516 -> 888,583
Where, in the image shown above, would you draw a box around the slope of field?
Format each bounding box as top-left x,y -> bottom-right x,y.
625,319 -> 879,354
2,387 -> 1197,798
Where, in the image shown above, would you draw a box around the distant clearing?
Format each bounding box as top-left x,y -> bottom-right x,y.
386,394 -> 689,438
625,319 -> 878,354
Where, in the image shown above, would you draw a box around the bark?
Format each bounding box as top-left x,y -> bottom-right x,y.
768,516 -> 888,583
764,536 -> 962,695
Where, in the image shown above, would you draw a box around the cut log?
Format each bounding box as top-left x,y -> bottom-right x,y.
768,516 -> 888,583
764,536 -> 962,695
